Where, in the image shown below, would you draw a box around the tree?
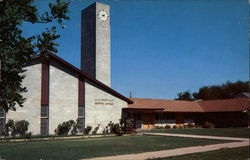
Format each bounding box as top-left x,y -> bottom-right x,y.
175,81 -> 249,101
193,81 -> 249,100
0,0 -> 70,112
175,91 -> 193,101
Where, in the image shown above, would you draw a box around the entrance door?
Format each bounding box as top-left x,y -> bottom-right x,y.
143,113 -> 155,129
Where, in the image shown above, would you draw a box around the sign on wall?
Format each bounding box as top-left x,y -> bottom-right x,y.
95,99 -> 114,105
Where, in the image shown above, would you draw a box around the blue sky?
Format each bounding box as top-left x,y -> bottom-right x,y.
23,0 -> 249,99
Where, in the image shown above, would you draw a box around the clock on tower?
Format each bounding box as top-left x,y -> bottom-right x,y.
98,9 -> 109,22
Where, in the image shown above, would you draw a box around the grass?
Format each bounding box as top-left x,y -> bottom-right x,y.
148,146 -> 250,160
149,128 -> 250,138
0,135 -> 233,160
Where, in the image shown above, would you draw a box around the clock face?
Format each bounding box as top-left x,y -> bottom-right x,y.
98,10 -> 109,22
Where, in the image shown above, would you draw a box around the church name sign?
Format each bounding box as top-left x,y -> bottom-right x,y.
95,99 -> 114,105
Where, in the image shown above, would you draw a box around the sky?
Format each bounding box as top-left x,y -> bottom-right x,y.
23,0 -> 249,99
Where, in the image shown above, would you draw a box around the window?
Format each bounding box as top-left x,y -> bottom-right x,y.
41,106 -> 49,135
41,118 -> 49,135
0,118 -> 5,136
185,113 -> 194,120
159,113 -> 175,120
0,109 -> 5,136
155,113 -> 160,120
133,113 -> 137,120
0,109 -> 5,118
127,112 -> 131,119
138,112 -> 143,120
130,112 -> 143,121
41,106 -> 48,117
77,118 -> 85,133
78,106 -> 85,133
78,106 -> 85,117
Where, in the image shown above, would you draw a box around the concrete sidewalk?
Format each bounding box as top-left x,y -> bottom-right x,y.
81,133 -> 249,160
143,132 -> 249,141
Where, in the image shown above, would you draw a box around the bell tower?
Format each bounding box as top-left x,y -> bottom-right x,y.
81,2 -> 111,87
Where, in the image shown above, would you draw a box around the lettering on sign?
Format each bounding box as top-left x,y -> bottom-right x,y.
95,99 -> 114,105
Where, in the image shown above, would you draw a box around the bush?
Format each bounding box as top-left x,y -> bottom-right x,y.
4,119 -> 29,137
84,126 -> 92,134
24,132 -> 32,139
106,120 -> 125,136
155,126 -> 164,129
202,122 -> 215,128
165,125 -> 171,129
187,123 -> 195,128
173,125 -> 177,129
55,120 -> 80,135
92,124 -> 100,134
195,124 -> 200,128
113,123 -> 124,136
178,125 -> 183,129
15,120 -> 29,136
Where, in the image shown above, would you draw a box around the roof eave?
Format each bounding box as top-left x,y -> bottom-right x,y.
30,53 -> 133,104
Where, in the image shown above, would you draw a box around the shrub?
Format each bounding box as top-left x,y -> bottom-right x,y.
187,123 -> 195,128
4,119 -> 29,137
4,119 -> 15,136
92,124 -> 100,134
15,120 -> 29,136
178,125 -> 183,129
55,120 -> 79,135
155,126 -> 164,129
202,122 -> 215,128
113,123 -> 124,136
165,125 -> 171,129
106,120 -> 125,136
173,125 -> 177,129
108,121 -> 115,134
195,124 -> 200,128
24,132 -> 32,139
84,126 -> 92,134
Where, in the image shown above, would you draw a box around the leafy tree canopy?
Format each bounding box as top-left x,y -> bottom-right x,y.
0,0 -> 70,112
175,81 -> 249,101
175,91 -> 193,101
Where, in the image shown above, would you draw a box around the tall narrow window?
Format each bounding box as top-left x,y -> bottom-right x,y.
41,118 -> 49,135
41,106 -> 48,117
0,109 -> 5,136
78,106 -> 85,133
41,106 -> 49,135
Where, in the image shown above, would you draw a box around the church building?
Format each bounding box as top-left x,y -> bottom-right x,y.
0,2 -> 249,136
0,2 -> 133,135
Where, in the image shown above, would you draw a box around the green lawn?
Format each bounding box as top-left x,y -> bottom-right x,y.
149,147 -> 250,160
149,128 -> 250,138
0,135 -> 232,160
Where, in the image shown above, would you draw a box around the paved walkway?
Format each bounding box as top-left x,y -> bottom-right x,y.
81,133 -> 249,160
143,132 -> 249,141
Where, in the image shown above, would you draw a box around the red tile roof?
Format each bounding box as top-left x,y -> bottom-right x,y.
126,98 -> 249,112
198,98 -> 250,112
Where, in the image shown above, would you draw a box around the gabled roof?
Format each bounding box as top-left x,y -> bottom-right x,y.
29,53 -> 133,104
126,98 -> 249,112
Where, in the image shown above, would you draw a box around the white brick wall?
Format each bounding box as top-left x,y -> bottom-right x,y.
85,79 -> 127,133
6,61 -> 128,135
6,64 -> 41,135
49,62 -> 78,134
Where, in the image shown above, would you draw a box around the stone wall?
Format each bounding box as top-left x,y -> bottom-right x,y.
85,79 -> 127,133
6,60 -> 128,135
6,64 -> 41,135
49,61 -> 78,134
